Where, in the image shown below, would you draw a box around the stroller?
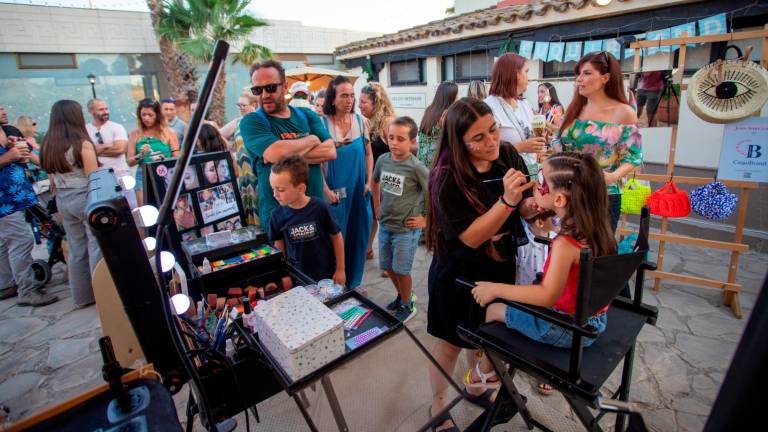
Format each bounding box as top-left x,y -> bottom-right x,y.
24,198 -> 66,285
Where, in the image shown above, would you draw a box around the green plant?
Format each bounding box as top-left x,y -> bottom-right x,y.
157,0 -> 272,124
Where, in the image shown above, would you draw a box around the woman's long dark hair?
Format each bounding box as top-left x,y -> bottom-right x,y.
545,152 -> 616,257
322,75 -> 352,117
559,52 -> 628,134
40,100 -> 93,174
197,124 -> 228,153
538,82 -> 562,111
426,97 -> 494,254
419,81 -> 458,135
136,98 -> 170,141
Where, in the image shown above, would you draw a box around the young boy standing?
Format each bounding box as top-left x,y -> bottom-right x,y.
269,156 -> 345,286
372,117 -> 428,322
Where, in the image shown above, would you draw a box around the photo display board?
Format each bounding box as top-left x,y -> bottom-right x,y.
145,151 -> 245,241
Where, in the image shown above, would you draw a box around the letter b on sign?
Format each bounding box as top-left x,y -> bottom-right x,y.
747,145 -> 762,159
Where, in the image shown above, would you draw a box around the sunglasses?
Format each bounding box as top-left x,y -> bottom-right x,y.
95,131 -> 104,145
251,82 -> 283,96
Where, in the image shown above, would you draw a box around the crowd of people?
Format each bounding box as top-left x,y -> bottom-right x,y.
1,50 -> 642,431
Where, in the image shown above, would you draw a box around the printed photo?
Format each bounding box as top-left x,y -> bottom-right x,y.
216,159 -> 231,182
173,194 -> 197,231
197,183 -> 238,224
181,231 -> 198,242
183,166 -> 200,190
200,225 -> 214,236
202,160 -> 219,185
216,216 -> 242,232
163,166 -> 175,190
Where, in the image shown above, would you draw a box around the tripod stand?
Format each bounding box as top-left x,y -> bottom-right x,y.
648,71 -> 679,126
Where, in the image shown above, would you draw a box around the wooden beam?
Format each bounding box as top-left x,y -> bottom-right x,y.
619,229 -> 749,252
646,270 -> 742,293
630,29 -> 768,48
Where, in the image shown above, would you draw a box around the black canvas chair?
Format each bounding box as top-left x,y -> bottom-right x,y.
456,207 -> 658,431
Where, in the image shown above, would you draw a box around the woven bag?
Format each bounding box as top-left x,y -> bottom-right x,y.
687,45 -> 768,124
620,178 -> 651,215
647,181 -> 691,218
690,181 -> 738,220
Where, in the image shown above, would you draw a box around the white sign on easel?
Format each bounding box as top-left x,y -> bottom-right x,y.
717,117 -> 768,183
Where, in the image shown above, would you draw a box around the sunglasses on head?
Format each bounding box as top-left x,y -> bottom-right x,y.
250,82 -> 283,96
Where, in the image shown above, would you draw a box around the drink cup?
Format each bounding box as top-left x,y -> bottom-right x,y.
531,115 -> 546,138
15,141 -> 29,163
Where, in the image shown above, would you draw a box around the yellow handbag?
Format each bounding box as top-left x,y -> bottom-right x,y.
620,177 -> 651,215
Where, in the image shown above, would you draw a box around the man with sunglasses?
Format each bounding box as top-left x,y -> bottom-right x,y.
86,99 -> 136,207
240,60 -> 336,233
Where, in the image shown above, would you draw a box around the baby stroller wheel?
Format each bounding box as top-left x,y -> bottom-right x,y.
31,260 -> 52,285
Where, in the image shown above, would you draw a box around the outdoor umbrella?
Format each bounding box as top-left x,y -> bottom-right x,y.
285,66 -> 360,92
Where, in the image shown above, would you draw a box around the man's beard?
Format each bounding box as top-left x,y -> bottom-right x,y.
98,114 -> 109,122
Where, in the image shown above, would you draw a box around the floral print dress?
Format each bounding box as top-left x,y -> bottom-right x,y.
416,125 -> 441,168
553,119 -> 643,195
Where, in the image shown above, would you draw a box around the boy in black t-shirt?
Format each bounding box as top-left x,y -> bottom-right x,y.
269,156 -> 345,285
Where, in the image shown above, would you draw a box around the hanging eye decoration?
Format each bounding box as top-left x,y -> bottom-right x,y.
687,45 -> 768,124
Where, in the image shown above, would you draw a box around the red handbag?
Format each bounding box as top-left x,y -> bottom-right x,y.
647,181 -> 691,218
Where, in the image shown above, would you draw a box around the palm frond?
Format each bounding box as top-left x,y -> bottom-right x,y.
179,36 -> 215,62
232,42 -> 272,65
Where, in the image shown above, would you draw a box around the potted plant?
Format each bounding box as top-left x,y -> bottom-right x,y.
656,83 -> 680,125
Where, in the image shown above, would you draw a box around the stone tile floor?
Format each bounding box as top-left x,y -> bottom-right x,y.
0,229 -> 766,431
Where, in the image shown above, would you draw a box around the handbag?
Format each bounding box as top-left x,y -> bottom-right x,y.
620,177 -> 651,215
687,45 -> 768,124
647,181 -> 691,218
690,181 -> 738,220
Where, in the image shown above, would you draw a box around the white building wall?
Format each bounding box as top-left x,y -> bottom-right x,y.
380,54 -> 767,170
0,4 -> 379,56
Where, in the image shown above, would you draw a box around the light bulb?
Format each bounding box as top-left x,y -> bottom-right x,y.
119,175 -> 136,190
160,251 -> 176,272
170,293 -> 191,315
132,205 -> 158,227
143,236 -> 156,252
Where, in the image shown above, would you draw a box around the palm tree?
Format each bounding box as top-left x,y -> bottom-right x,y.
147,0 -> 199,102
156,0 -> 272,125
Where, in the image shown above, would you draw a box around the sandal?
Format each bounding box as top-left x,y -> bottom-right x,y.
366,249 -> 374,260
537,382 -> 553,396
464,362 -> 501,391
428,406 -> 459,432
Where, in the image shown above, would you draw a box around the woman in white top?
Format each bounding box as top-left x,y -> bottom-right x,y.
484,53 -> 546,174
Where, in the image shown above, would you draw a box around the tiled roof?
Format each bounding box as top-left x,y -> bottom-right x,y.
335,0 -> 632,57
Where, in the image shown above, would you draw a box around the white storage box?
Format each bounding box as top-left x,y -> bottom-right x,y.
253,288 -> 345,381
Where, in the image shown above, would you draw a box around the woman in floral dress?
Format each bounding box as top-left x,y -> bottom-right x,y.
554,51 -> 642,233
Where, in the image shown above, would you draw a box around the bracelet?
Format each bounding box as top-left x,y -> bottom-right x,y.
498,195 -> 517,211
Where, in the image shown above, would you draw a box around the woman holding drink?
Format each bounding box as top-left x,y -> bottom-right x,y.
484,53 -> 546,174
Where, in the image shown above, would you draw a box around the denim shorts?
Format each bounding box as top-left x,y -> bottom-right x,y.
378,227 -> 421,275
135,166 -> 144,190
504,306 -> 608,348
